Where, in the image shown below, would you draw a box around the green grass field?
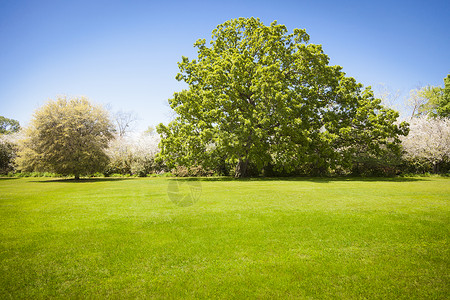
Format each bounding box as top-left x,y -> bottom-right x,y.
0,177 -> 449,299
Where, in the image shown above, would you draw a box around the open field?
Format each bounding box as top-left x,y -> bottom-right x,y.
0,177 -> 449,299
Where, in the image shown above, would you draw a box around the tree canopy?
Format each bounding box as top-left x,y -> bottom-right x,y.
443,74 -> 450,117
402,116 -> 450,173
0,136 -> 17,174
0,116 -> 20,135
0,116 -> 21,174
410,74 -> 450,118
157,18 -> 408,177
17,96 -> 114,179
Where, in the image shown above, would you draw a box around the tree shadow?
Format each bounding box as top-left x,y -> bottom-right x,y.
32,178 -> 136,183
0,177 -> 19,180
294,177 -> 427,183
169,176 -> 427,183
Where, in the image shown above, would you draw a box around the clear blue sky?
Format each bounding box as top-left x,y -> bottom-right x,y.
1,0 -> 449,130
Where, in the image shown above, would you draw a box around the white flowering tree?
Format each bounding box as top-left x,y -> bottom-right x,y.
105,136 -> 134,175
401,116 -> 450,173
105,132 -> 162,176
0,131 -> 23,174
130,132 -> 161,176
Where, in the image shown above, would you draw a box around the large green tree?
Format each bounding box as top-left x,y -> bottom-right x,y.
157,18 -> 408,177
17,96 -> 114,179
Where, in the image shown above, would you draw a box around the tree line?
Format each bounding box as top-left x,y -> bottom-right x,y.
1,18 -> 449,178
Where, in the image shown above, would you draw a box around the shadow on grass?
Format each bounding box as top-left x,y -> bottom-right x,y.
30,176 -> 431,183
169,176 -> 427,183
0,177 -> 19,180
32,178 -> 136,183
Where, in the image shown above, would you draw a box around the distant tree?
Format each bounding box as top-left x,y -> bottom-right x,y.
440,74 -> 450,117
407,88 -> 429,119
105,136 -> 134,175
0,117 -> 21,174
113,110 -> 138,137
0,116 -> 20,134
401,116 -> 450,173
157,17 -> 408,177
130,132 -> 161,176
418,86 -> 444,116
144,126 -> 156,136
0,135 -> 19,174
17,96 -> 114,179
105,132 -> 162,176
408,74 -> 450,119
375,83 -> 401,110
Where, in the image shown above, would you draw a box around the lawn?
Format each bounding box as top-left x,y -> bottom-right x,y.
0,177 -> 449,299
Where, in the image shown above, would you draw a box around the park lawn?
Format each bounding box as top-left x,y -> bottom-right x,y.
0,177 -> 448,299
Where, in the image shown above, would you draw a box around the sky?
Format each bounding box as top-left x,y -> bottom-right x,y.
1,0 -> 449,130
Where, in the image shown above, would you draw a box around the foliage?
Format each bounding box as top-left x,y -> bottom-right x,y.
0,117 -> 21,174
0,116 -> 20,134
105,132 -> 165,177
172,165 -> 214,177
16,96 -> 114,179
417,86 -> 445,117
441,74 -> 450,117
104,136 -> 134,175
401,115 -> 450,173
157,18 -> 408,177
408,74 -> 450,118
130,132 -> 164,176
406,88 -> 428,119
0,132 -> 22,174
0,139 -> 16,174
9,171 -> 64,178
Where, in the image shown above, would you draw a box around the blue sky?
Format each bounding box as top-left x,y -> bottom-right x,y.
1,0 -> 449,130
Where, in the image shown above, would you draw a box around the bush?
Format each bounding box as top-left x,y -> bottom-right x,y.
130,157 -> 168,177
400,157 -> 450,174
91,172 -> 105,178
172,165 -> 214,177
172,166 -> 190,177
12,172 -> 63,178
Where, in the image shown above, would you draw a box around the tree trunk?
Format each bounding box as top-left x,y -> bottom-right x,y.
235,158 -> 249,178
433,162 -> 439,174
74,174 -> 80,180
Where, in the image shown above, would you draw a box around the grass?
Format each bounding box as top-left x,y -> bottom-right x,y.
0,176 -> 449,299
